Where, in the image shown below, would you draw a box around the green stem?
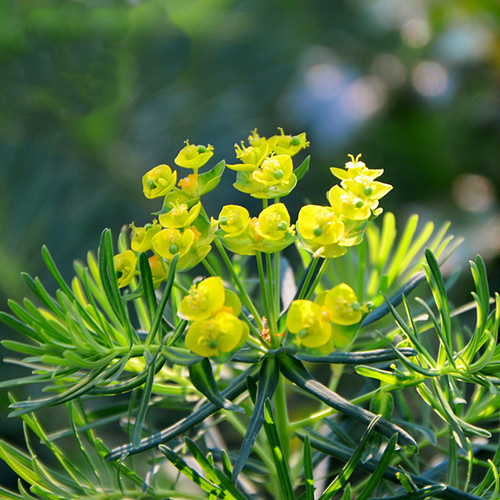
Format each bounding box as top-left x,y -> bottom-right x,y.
201,258 -> 217,277
265,252 -> 278,337
214,238 -> 263,330
274,251 -> 281,320
256,251 -> 276,347
304,257 -> 330,300
297,257 -> 320,300
288,384 -> 397,432
224,411 -> 276,472
273,373 -> 290,460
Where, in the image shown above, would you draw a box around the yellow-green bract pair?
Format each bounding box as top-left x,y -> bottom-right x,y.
178,277 -> 248,359
287,283 -> 368,351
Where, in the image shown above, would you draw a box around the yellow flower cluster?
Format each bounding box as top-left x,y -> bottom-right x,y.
296,154 -> 392,258
212,202 -> 296,255
229,128 -> 309,199
286,284 -> 367,350
113,130 -> 393,358
113,141 -> 218,287
179,277 -> 248,358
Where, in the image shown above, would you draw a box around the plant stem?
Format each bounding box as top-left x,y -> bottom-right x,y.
297,257 -> 319,300
256,251 -> 276,347
214,238 -> 263,331
304,257 -> 330,300
273,373 -> 290,460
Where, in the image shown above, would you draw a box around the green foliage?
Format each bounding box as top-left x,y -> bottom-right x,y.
1,149 -> 500,499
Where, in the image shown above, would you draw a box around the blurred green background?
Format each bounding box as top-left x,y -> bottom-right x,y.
1,0 -> 500,488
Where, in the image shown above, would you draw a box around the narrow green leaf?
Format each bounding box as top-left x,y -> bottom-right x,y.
8,354 -> 125,416
424,249 -> 452,364
392,419 -> 437,447
0,311 -> 40,343
296,348 -> 417,365
1,340 -> 46,356
370,484 -> 446,500
379,294 -> 436,369
351,433 -> 398,500
131,357 -> 156,448
341,483 -> 352,500
189,358 -> 244,413
138,252 -> 157,322
294,155 -> 310,181
221,449 -> 233,479
232,356 -> 280,482
162,346 -> 203,366
318,415 -> 382,500
362,272 -> 426,327
0,440 -> 41,485
184,438 -> 251,500
21,273 -> 65,321
159,445 -> 224,498
303,434 -> 315,500
106,363 -> 259,461
302,430 -> 482,500
280,354 -> 417,451
386,214 -> 419,284
262,399 -> 294,500
378,212 -> 396,269
0,485 -> 24,499
41,245 -> 74,299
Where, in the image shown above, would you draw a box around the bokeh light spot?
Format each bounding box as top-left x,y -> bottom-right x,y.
372,54 -> 406,88
344,76 -> 387,118
452,174 -> 496,212
412,61 -> 448,97
401,18 -> 431,48
305,64 -> 343,100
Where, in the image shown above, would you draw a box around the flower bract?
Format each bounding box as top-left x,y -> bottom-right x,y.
142,164 -> 177,199
113,250 -> 137,288
185,311 -> 248,357
174,141 -> 214,170
178,276 -> 226,321
323,283 -> 363,326
286,300 -> 332,348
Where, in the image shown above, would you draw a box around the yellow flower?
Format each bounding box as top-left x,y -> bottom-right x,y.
151,227 -> 195,261
296,205 -> 347,258
212,205 -> 250,235
142,164 -> 177,199
174,140 -> 214,170
130,220 -> 161,252
297,205 -> 344,246
227,140 -> 270,172
159,201 -> 202,229
341,174 -> 392,210
185,311 -> 248,357
216,219 -> 259,256
113,250 -> 137,288
222,289 -> 242,317
178,276 -> 226,321
327,185 -> 371,221
323,284 -> 363,326
286,300 -> 332,348
267,128 -> 309,156
255,203 -> 294,241
330,154 -> 384,182
247,128 -> 267,147
252,155 -> 293,187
